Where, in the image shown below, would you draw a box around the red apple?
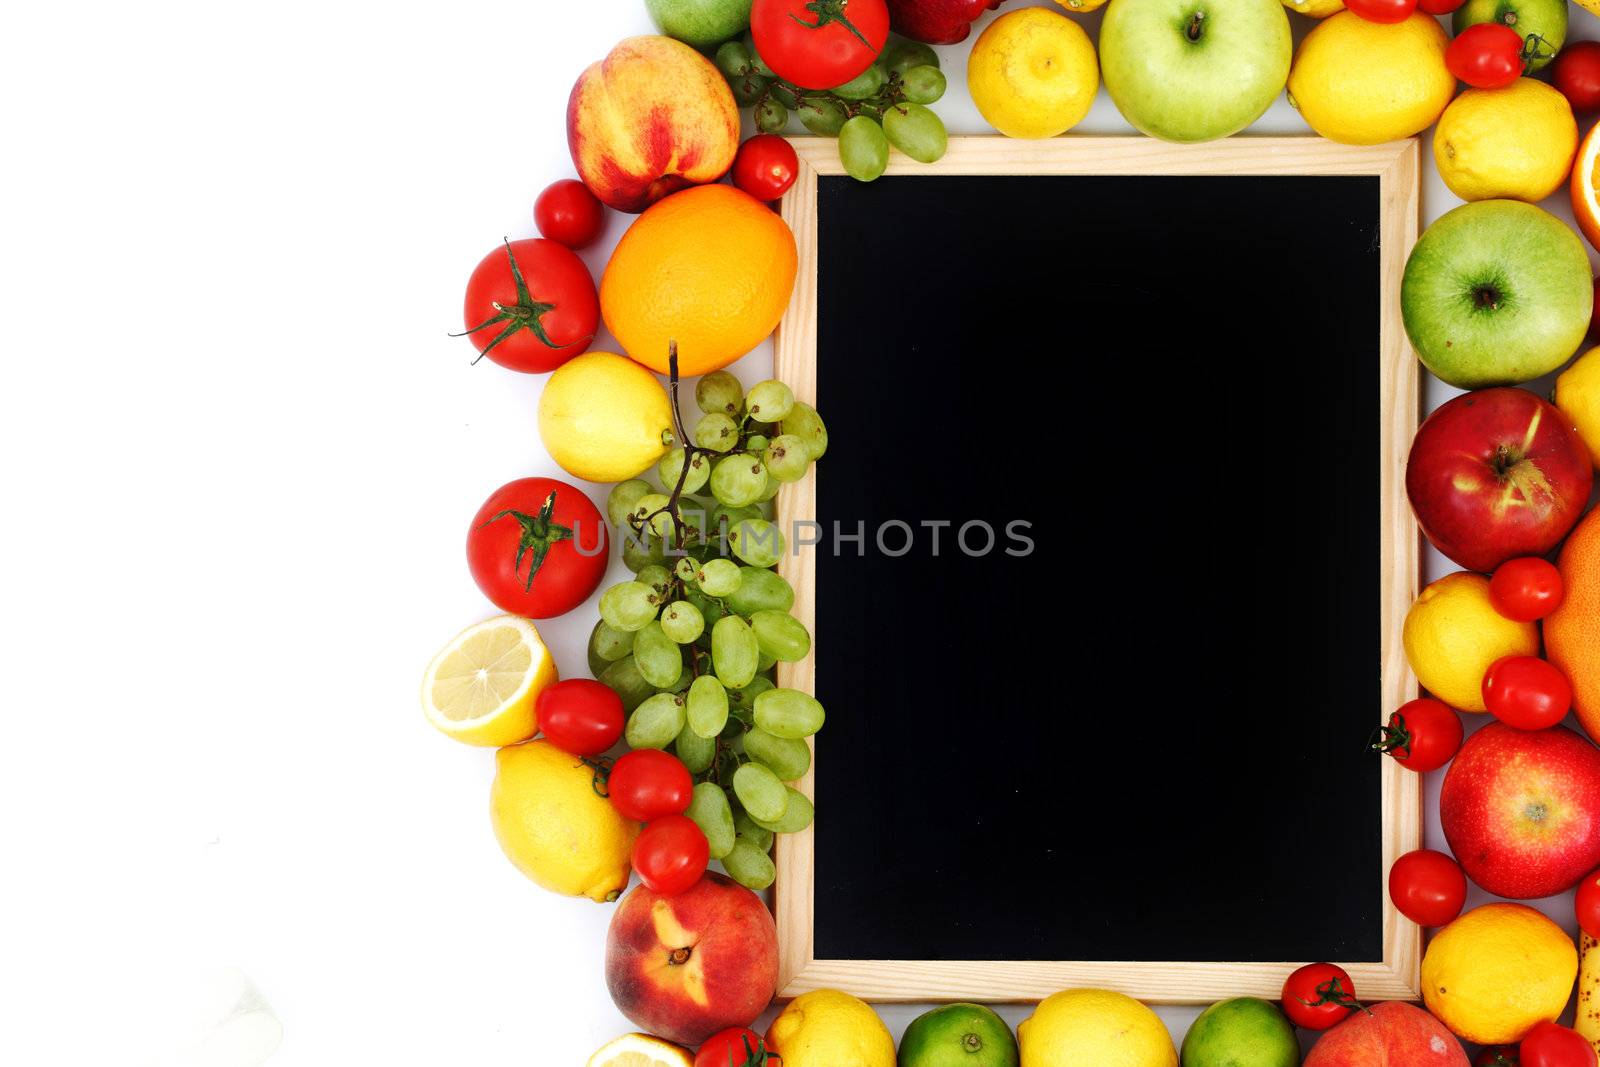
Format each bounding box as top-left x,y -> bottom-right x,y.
1304,1002 -> 1468,1066
1406,388 -> 1593,573
1440,723 -> 1600,898
887,0 -> 1004,44
604,871 -> 778,1046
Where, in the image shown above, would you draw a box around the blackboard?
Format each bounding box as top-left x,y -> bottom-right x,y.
769,139 -> 1424,1004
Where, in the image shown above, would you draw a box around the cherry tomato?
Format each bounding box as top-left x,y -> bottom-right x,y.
632,814 -> 709,896
458,238 -> 598,373
1281,963 -> 1363,1031
1346,0 -> 1416,23
534,178 -> 607,249
1555,42 -> 1600,112
535,679 -> 623,757
1446,23 -> 1528,89
1418,0 -> 1466,13
1370,698 -> 1463,773
1592,278 -> 1600,340
696,1028 -> 771,1067
1388,849 -> 1468,927
1576,868 -> 1600,939
608,749 -> 693,822
1491,557 -> 1566,621
751,0 -> 890,90
467,477 -> 608,618
1483,655 -> 1573,730
1521,1021 -> 1598,1067
1476,1048 -> 1520,1067
732,134 -> 799,202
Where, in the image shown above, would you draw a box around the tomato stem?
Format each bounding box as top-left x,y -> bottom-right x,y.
582,755 -> 614,797
1368,713 -> 1413,761
450,239 -> 590,363
787,0 -> 874,52
1297,976 -> 1371,1017
479,490 -> 573,591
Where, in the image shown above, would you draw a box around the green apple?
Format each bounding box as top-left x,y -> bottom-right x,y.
1098,0 -> 1291,143
644,0 -> 754,50
1454,0 -> 1566,72
1402,200 -> 1592,389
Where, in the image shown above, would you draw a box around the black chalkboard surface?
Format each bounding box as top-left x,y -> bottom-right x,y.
810,173 -> 1385,968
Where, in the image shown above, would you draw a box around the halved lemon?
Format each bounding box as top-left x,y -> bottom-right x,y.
1573,120 -> 1600,253
586,1033 -> 693,1067
420,615 -> 556,746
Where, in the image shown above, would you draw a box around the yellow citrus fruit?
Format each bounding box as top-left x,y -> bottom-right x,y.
586,1033 -> 693,1067
1018,989 -> 1177,1067
1434,79 -> 1578,203
765,989 -> 896,1067
538,351 -> 673,483
1053,0 -> 1108,12
1557,346 -> 1600,470
490,738 -> 638,902
1403,572 -> 1540,712
601,183 -> 797,377
969,8 -> 1098,140
1422,902 -> 1577,1045
1288,12 -> 1455,145
420,615 -> 557,747
1282,0 -> 1344,18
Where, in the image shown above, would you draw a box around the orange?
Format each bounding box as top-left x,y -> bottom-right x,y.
1549,507 -> 1600,740
600,184 -> 798,377
1572,120 -> 1600,252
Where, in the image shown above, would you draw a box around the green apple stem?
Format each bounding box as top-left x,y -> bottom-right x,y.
1187,10 -> 1205,42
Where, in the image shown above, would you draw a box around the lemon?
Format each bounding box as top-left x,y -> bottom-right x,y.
969,8 -> 1098,139
420,615 -> 557,747
766,989 -> 896,1067
1403,572 -> 1540,713
587,1033 -> 693,1067
1288,12 -> 1454,145
1435,79 -> 1577,203
1281,0 -> 1344,17
538,352 -> 673,483
490,738 -> 638,902
1423,903 -> 1577,1045
1557,347 -> 1600,471
1019,989 -> 1176,1067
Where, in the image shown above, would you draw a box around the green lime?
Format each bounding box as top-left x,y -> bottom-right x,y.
1180,998 -> 1299,1067
898,1004 -> 1018,1067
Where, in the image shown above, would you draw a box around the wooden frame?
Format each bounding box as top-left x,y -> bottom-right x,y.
770,136 -> 1424,1004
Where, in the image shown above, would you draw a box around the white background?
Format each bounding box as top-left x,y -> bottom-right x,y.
3,1 -> 1598,1062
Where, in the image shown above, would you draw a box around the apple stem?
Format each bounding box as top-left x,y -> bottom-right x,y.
1186,10 -> 1205,41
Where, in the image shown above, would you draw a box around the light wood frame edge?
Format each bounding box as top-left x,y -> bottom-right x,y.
771,136 -> 1424,1004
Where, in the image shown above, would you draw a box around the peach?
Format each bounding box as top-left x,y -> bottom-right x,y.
604,872 -> 778,1046
1305,1002 -> 1468,1067
567,36 -> 740,213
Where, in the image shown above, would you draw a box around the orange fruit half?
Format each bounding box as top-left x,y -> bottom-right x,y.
1571,121 -> 1600,251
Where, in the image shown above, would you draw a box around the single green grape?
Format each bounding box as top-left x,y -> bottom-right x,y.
883,101 -> 947,164
696,370 -> 743,416
728,674 -> 775,715
755,97 -> 788,133
675,725 -> 717,776
832,64 -> 886,100
711,615 -> 759,689
589,619 -> 634,665
743,727 -> 812,781
685,782 -> 736,859
729,518 -> 784,567
754,687 -> 825,738
782,402 -> 828,461
746,379 -> 794,423
839,115 -> 889,183
633,622 -> 686,689
745,433 -> 771,452
622,535 -> 666,573
732,761 -> 788,822
710,455 -> 767,508
607,479 -> 652,528
714,40 -> 753,80
723,835 -> 777,890
726,568 -> 794,615
600,582 -> 659,632
900,64 -> 946,105
658,448 -> 710,495
695,412 -> 740,453
730,72 -> 769,106
686,674 -> 730,738
762,434 -> 810,483
626,691 -> 687,749
881,39 -> 939,75
750,610 -> 811,662
599,656 -> 655,713
659,600 -> 705,644
797,96 -> 848,136
750,787 -> 814,834
733,811 -> 774,853
698,558 -> 742,598
674,557 -> 699,583
635,564 -> 671,600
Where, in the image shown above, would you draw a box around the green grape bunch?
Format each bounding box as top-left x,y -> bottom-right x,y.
587,354 -> 829,892
713,33 -> 950,183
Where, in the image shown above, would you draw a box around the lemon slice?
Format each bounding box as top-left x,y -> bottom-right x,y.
420,615 -> 556,746
586,1033 -> 693,1067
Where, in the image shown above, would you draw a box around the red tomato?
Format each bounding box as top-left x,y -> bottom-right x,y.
608,750 -> 694,822
1446,23 -> 1528,89
536,679 -> 623,756
1388,849 -> 1467,927
633,814 -> 709,896
1346,0 -> 1416,23
1281,963 -> 1363,1031
696,1028 -> 771,1067
1476,1049 -> 1521,1067
467,477 -> 608,619
751,0 -> 889,90
1555,42 -> 1600,112
458,238 -> 598,373
1370,698 -> 1463,773
1521,1021 -> 1598,1067
534,179 -> 606,249
1491,557 -> 1566,621
1577,868 -> 1600,939
732,135 -> 799,202
1418,0 -> 1466,12
1483,655 -> 1573,730
1592,278 -> 1600,340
